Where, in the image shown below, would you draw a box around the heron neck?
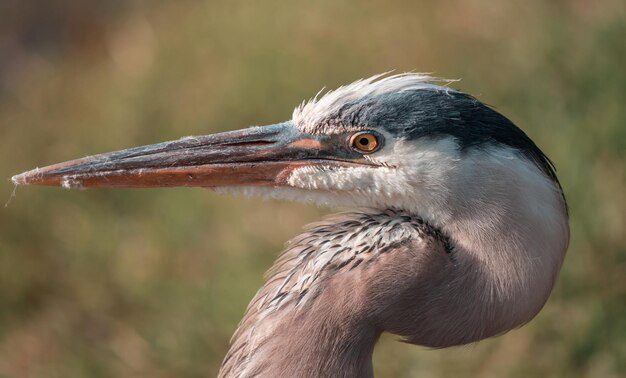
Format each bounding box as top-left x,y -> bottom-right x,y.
218,209 -> 438,377
239,291 -> 379,377
219,268 -> 380,378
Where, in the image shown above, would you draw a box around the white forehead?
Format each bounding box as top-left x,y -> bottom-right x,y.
292,73 -> 454,134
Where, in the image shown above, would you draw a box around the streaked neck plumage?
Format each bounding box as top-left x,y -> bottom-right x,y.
219,210 -> 452,378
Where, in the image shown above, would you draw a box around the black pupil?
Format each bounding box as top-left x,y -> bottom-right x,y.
359,137 -> 370,146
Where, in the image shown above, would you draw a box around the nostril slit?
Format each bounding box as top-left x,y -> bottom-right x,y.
221,140 -> 275,147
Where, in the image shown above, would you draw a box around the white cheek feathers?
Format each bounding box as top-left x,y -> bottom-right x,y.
286,137 -> 461,220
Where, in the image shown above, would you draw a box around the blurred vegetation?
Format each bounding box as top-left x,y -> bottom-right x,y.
1,0 -> 625,377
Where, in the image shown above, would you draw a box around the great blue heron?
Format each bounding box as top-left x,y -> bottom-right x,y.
13,74 -> 569,377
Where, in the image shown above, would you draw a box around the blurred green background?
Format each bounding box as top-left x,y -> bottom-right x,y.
1,1 -> 625,377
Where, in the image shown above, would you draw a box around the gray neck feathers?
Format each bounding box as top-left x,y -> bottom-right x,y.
219,177 -> 568,378
219,210 -> 456,378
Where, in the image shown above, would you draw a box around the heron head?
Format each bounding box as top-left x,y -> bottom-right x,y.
13,74 -> 570,336
12,74 -> 566,234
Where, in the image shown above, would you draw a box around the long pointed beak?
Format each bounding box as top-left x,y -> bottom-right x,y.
12,122 -> 366,189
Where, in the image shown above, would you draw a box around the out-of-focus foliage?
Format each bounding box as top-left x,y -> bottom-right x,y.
0,1 -> 624,377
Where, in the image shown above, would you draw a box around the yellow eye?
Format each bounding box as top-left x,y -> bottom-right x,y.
350,132 -> 381,153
